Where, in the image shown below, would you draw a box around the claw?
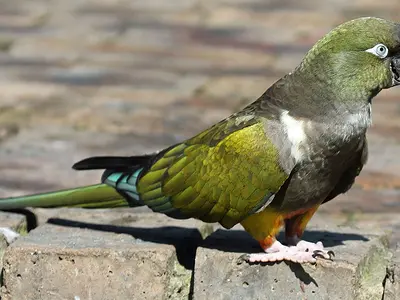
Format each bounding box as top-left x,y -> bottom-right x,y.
312,249 -> 334,260
312,250 -> 329,259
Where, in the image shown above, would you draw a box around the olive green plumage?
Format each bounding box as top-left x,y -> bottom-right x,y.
138,119 -> 288,228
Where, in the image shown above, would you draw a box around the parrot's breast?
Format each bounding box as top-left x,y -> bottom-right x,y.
267,106 -> 370,213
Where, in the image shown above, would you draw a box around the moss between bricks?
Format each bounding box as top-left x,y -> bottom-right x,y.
15,222 -> 28,237
166,256 -> 192,300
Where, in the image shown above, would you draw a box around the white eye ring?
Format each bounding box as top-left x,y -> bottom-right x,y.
365,43 -> 389,58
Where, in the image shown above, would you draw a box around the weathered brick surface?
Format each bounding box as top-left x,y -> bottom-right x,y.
1,210 -> 212,300
1,209 -> 397,300
193,218 -> 392,300
2,225 -> 178,300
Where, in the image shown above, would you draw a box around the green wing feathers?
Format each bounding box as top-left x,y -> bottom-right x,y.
138,118 -> 288,228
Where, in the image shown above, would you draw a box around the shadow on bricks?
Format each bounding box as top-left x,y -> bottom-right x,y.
199,229 -> 369,253
198,228 -> 370,286
47,217 -> 203,270
46,217 -> 369,278
2,208 -> 38,231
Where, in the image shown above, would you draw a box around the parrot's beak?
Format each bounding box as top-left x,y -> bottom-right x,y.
390,55 -> 400,85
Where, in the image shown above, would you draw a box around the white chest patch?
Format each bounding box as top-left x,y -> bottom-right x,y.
280,110 -> 308,163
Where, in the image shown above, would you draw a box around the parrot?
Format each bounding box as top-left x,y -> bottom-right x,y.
1,16 -> 399,264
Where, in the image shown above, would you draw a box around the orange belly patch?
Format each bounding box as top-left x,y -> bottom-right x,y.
240,205 -> 320,248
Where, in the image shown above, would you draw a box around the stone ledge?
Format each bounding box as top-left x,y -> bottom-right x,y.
193,221 -> 391,300
0,210 -> 396,300
0,210 -> 212,300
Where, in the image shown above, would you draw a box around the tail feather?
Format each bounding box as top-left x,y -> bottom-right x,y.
73,155 -> 153,170
0,184 -> 130,210
0,155 -> 153,210
75,155 -> 153,205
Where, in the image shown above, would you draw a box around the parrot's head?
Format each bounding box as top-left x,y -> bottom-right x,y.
300,17 -> 400,98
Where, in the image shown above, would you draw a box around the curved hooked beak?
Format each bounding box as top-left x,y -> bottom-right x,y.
391,56 -> 400,85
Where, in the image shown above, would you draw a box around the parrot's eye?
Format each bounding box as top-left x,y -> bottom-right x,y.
366,43 -> 389,58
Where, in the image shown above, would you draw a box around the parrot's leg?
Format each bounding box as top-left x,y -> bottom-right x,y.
240,209 -> 319,263
239,208 -> 333,264
284,206 -> 334,260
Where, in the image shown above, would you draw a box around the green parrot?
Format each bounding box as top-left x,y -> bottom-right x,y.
0,17 -> 399,263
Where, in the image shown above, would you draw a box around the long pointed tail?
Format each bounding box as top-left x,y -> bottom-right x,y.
0,184 -> 130,210
0,154 -> 153,210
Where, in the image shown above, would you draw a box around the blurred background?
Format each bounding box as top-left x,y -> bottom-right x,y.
0,0 -> 399,236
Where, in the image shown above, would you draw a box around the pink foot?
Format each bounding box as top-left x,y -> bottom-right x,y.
286,236 -> 334,260
244,249 -> 318,263
238,239 -> 334,264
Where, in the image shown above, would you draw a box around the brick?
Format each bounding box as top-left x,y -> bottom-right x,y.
1,210 -> 213,300
193,216 -> 392,300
